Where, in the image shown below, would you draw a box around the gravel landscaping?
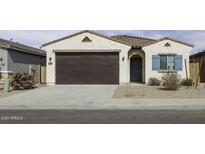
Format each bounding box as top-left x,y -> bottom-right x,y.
113,83 -> 205,99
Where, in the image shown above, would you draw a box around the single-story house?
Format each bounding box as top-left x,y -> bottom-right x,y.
0,38 -> 46,79
42,30 -> 193,85
190,50 -> 205,83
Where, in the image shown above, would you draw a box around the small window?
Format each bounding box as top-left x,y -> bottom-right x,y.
160,55 -> 175,70
160,55 -> 167,70
167,56 -> 175,70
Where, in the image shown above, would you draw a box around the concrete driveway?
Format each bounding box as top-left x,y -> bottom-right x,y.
0,85 -> 205,110
0,85 -> 118,109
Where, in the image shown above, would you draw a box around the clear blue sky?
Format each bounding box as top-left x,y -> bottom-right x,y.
0,30 -> 204,54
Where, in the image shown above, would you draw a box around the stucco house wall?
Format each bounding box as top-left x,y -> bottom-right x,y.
0,37 -> 46,80
142,39 -> 192,83
42,31 -> 193,85
0,48 -> 8,72
7,49 -> 46,76
0,48 -> 46,79
42,32 -> 131,85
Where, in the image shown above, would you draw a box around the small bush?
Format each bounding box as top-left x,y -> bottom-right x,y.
11,73 -> 37,90
148,77 -> 161,86
181,78 -> 193,86
161,72 -> 181,90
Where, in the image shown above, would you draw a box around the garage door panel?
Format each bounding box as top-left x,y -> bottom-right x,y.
56,52 -> 119,84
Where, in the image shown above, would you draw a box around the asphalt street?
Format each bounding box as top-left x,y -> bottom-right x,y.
1,110 -> 205,124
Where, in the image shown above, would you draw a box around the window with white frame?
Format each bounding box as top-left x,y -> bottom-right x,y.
160,55 -> 175,70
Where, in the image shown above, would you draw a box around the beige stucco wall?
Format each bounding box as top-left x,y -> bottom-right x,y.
42,32 -> 131,85
142,39 -> 193,83
42,32 -> 193,85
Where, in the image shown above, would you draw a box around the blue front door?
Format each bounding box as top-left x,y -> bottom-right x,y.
130,56 -> 142,82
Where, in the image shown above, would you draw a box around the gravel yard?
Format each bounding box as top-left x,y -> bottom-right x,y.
113,83 -> 205,99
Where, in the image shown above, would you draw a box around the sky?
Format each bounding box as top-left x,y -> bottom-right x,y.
0,30 -> 205,54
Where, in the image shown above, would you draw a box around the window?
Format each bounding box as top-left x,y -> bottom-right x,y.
167,56 -> 175,70
160,55 -> 175,70
160,55 -> 167,70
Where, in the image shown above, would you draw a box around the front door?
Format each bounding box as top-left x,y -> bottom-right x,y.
130,56 -> 142,82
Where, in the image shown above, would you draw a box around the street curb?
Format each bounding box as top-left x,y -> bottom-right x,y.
1,104 -> 205,110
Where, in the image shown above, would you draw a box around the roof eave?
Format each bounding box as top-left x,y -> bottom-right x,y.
142,37 -> 194,48
9,47 -> 46,56
190,51 -> 205,58
0,38 -> 45,56
42,30 -> 132,47
163,37 -> 194,47
1,44 -> 46,56
0,43 -> 10,49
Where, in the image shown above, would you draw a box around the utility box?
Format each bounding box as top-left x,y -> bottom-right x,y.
3,79 -> 10,93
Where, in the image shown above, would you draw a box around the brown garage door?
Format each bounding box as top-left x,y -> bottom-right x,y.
56,52 -> 119,84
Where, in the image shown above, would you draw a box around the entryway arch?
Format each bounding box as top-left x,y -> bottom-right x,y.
128,49 -> 145,83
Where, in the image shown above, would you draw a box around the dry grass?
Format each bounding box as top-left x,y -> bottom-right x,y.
113,84 -> 205,99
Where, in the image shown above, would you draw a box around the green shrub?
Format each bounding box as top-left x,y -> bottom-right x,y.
11,73 -> 37,90
161,72 -> 181,90
181,78 -> 193,86
148,77 -> 161,86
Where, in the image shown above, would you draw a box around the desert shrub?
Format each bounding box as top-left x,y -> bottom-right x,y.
11,73 -> 37,90
181,78 -> 193,86
148,77 -> 161,86
161,72 -> 181,90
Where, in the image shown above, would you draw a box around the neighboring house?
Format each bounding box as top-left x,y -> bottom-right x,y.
190,50 -> 205,82
0,38 -> 46,79
42,30 -> 193,85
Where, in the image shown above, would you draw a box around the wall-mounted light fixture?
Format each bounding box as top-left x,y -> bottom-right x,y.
48,57 -> 53,65
122,57 -> 125,61
0,58 -> 3,62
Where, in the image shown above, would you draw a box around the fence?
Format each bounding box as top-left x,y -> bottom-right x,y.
37,65 -> 46,84
189,62 -> 199,84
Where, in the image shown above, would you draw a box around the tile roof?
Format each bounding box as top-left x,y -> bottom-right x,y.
111,35 -> 194,47
110,35 -> 157,47
42,30 -> 194,48
42,30 -> 132,47
155,37 -> 194,47
0,38 -> 46,56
